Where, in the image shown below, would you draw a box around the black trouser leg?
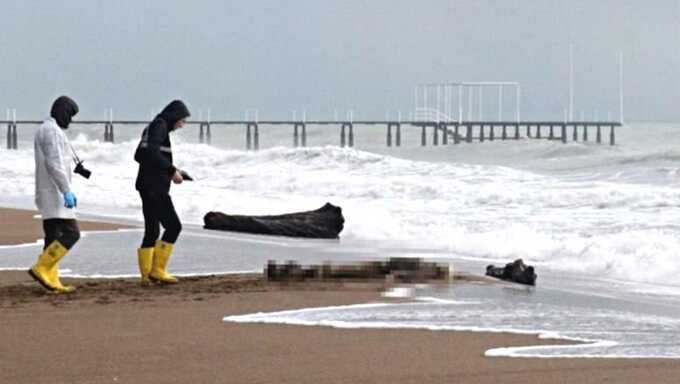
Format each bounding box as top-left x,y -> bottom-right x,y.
140,192 -> 182,248
42,219 -> 81,250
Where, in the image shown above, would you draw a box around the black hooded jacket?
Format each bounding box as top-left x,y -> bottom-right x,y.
51,96 -> 79,129
134,100 -> 191,194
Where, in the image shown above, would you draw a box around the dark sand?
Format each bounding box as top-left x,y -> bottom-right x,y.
1,208 -> 680,384
0,207 -> 131,245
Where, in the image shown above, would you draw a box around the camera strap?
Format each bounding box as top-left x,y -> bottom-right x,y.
68,142 -> 82,165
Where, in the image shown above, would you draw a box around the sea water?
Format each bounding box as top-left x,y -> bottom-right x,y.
2,121 -> 680,357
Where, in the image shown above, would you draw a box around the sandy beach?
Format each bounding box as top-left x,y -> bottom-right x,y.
2,207 -> 680,383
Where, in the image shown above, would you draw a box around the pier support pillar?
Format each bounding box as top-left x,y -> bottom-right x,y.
480,125 -> 485,142
583,125 -> 588,141
536,125 -> 541,139
246,123 -> 258,150
596,125 -> 602,144
572,125 -> 578,141
610,125 -> 615,146
348,123 -> 354,147
489,125 -> 495,141
340,123 -> 346,147
440,123 -> 448,145
395,123 -> 401,146
254,123 -> 259,150
199,122 -> 211,144
561,124 -> 567,143
421,126 -> 426,146
386,124 -> 392,147
549,125 -> 554,140
293,123 -> 306,147
526,125 -> 531,138
514,125 -> 520,140
502,125 -> 507,140
7,123 -> 18,149
104,123 -> 115,143
454,125 -> 460,144
302,124 -> 307,147
466,125 -> 472,143
395,124 -> 401,147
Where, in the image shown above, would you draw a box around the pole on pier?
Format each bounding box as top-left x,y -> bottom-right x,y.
610,125 -> 615,146
561,124 -> 567,144
596,125 -> 602,144
421,126 -> 426,146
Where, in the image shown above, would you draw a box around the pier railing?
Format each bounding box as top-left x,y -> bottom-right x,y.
1,119 -> 622,150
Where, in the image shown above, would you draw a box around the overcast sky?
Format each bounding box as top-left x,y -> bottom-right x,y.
0,0 -> 678,121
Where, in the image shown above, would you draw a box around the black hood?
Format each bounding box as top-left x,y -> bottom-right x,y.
50,96 -> 79,129
158,100 -> 190,131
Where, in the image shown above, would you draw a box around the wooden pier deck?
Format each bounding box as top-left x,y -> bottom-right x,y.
2,120 -> 622,150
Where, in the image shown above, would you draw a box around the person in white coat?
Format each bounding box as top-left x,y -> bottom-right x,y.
29,96 -> 81,293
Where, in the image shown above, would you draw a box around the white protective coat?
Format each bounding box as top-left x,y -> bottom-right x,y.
34,117 -> 75,219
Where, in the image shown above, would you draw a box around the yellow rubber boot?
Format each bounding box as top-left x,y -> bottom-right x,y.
137,247 -> 154,286
48,263 -> 75,293
28,241 -> 76,294
149,240 -> 178,284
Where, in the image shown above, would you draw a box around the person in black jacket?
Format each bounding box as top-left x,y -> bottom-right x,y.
134,100 -> 190,285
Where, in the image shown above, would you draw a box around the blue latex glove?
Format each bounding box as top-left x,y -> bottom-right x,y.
63,191 -> 77,208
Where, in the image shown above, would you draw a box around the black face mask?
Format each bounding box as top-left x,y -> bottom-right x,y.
50,96 -> 79,129
158,100 -> 190,131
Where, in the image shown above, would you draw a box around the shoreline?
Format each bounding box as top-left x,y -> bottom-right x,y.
2,207 -> 680,383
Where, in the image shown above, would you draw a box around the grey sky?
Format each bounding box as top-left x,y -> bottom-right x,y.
0,0 -> 678,121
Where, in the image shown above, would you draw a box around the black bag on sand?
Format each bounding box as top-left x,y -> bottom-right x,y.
203,202 -> 344,239
486,258 -> 537,286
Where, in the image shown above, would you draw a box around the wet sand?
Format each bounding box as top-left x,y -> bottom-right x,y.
2,207 -> 680,383
0,206 -> 131,245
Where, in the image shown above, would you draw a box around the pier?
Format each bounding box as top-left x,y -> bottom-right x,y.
1,119 -> 621,150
